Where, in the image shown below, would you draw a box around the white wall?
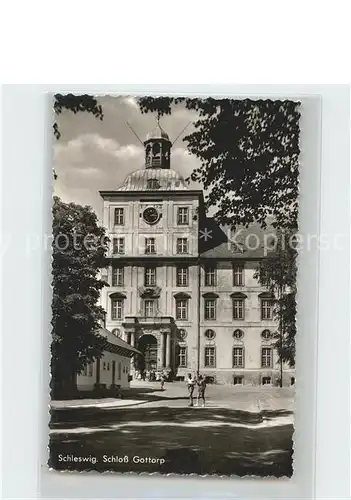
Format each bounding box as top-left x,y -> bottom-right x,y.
77,351 -> 131,391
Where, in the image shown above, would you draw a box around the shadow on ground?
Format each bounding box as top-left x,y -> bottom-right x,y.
49,422 -> 293,477
49,406 -> 293,477
50,405 -> 292,428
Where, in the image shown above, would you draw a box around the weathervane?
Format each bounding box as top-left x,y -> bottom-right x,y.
126,114 -> 191,147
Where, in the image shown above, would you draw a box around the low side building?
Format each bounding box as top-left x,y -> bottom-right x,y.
76,327 -> 140,391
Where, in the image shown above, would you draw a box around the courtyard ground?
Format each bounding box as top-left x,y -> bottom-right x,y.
49,380 -> 294,477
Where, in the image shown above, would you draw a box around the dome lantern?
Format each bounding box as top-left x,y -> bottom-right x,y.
144,121 -> 171,169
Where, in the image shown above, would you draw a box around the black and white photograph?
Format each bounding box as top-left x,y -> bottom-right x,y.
49,95 -> 300,477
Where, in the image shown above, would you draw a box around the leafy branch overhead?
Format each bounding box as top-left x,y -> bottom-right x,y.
139,97 -> 300,369
139,97 -> 300,231
53,93 -> 103,140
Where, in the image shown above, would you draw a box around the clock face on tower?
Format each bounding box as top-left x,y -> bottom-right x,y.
143,206 -> 160,225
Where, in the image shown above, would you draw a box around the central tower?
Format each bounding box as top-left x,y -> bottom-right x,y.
99,122 -> 203,379
144,122 -> 172,169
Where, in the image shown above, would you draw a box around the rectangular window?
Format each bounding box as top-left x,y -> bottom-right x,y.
233,376 -> 243,385
145,237 -> 156,254
176,238 -> 188,254
144,299 -> 155,318
114,207 -> 124,225
177,207 -> 189,225
178,346 -> 187,367
262,376 -> 272,385
261,348 -> 272,368
233,264 -> 244,286
144,267 -> 156,286
113,237 -> 125,254
204,265 -> 216,286
233,299 -> 245,320
176,266 -> 189,287
112,266 -> 124,286
261,299 -> 274,320
176,299 -> 188,320
204,299 -> 216,320
111,299 -> 123,320
117,362 -> 122,380
232,347 -> 244,368
204,346 -> 216,367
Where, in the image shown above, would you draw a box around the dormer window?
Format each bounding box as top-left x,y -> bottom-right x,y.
147,179 -> 160,190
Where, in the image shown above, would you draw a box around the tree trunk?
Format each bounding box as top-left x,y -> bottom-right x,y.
51,365 -> 78,399
280,303 -> 284,388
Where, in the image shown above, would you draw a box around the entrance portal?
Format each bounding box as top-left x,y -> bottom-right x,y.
137,334 -> 158,372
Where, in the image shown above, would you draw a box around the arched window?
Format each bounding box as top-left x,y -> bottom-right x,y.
261,329 -> 272,340
233,329 -> 244,340
152,142 -> 160,155
204,329 -> 216,340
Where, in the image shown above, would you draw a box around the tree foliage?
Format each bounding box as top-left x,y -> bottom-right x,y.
53,93 -> 103,140
140,97 -> 300,368
255,229 -> 297,368
139,97 -> 300,231
51,197 -> 109,396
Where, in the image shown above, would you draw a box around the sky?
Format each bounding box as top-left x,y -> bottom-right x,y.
53,96 -> 202,220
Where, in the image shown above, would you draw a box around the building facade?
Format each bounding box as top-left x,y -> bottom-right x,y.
99,125 -> 295,386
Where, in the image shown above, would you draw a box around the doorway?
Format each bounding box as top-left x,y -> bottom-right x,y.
137,334 -> 158,371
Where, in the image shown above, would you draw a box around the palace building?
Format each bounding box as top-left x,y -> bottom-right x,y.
99,124 -> 295,386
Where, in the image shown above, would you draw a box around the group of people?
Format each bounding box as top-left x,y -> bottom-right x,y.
135,369 -> 169,384
186,373 -> 207,407
134,369 -> 207,403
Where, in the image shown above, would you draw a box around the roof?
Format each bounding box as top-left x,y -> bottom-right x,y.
116,168 -> 188,191
98,327 -> 141,356
199,219 -> 276,260
145,124 -> 170,142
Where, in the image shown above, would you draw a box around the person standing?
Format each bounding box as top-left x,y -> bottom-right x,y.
196,375 -> 207,407
160,372 -> 166,391
187,373 -> 196,407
